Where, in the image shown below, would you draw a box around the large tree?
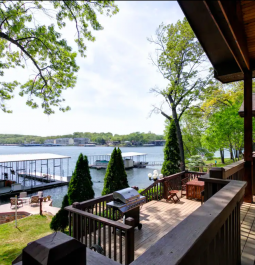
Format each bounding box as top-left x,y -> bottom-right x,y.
68,153 -> 94,204
148,18 -> 213,170
102,147 -> 129,195
202,103 -> 244,162
0,1 -> 118,114
162,120 -> 180,176
201,83 -> 246,162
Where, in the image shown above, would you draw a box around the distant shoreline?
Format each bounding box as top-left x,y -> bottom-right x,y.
0,145 -> 162,147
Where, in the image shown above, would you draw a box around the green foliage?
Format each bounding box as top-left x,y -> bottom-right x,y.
0,1 -> 118,114
202,102 -> 244,161
161,120 -> 180,176
102,148 -> 129,195
138,189 -> 144,194
148,17 -> 214,169
50,194 -> 69,232
180,108 -> 205,158
205,152 -> 214,160
68,153 -> 95,204
0,131 -> 164,145
187,155 -> 205,171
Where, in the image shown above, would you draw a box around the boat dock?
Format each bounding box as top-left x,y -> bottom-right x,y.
88,152 -> 153,170
0,181 -> 68,198
0,153 -> 71,198
17,171 -> 70,183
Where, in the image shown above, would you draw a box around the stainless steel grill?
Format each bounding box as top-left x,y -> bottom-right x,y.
106,188 -> 145,230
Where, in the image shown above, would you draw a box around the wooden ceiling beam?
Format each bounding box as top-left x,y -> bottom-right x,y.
218,0 -> 250,70
203,1 -> 243,73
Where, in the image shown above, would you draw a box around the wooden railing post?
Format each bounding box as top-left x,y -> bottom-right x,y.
72,202 -> 81,240
125,217 -> 134,265
163,180 -> 168,199
209,167 -> 225,179
243,70 -> 253,203
253,155 -> 255,195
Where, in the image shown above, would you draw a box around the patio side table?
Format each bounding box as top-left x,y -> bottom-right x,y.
186,181 -> 204,200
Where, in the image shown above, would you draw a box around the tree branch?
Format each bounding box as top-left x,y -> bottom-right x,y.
0,32 -> 48,90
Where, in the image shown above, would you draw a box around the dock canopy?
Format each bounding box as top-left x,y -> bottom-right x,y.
0,153 -> 70,163
106,152 -> 147,158
238,94 -> 255,117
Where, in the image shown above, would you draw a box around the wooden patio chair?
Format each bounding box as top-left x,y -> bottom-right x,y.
166,185 -> 180,204
30,195 -> 40,206
38,191 -> 43,198
10,197 -> 23,209
19,192 -> 27,198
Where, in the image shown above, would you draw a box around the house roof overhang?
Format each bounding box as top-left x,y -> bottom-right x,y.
178,1 -> 255,83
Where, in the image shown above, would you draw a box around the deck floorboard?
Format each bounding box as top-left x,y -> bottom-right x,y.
241,201 -> 255,265
84,192 -> 201,263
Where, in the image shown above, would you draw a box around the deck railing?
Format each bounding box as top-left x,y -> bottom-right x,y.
209,160 -> 245,181
131,175 -> 246,265
69,171 -> 246,265
140,171 -> 206,202
64,170 -> 209,265
66,202 -> 134,265
206,160 -> 245,201
75,194 -> 122,221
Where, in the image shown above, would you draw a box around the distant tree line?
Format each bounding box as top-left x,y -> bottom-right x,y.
0,131 -> 164,145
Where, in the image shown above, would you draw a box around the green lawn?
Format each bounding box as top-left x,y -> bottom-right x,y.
205,157 -> 236,168
0,214 -> 53,265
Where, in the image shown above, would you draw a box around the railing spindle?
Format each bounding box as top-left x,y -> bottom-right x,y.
119,229 -> 123,264
108,225 -> 111,259
114,227 -> 117,261
89,218 -> 92,247
93,219 -> 96,245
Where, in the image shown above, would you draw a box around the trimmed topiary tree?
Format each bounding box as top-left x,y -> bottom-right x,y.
161,120 -> 181,176
116,147 -> 129,187
50,194 -> 69,232
68,153 -> 95,205
102,148 -> 129,195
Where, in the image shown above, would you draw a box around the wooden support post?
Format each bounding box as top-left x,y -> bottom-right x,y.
244,70 -> 253,203
125,217 -> 134,265
209,167 -> 225,179
72,202 -> 81,240
39,198 -> 43,216
253,156 -> 255,195
163,180 -> 168,199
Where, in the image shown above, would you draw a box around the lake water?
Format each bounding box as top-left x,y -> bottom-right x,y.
0,146 -> 164,207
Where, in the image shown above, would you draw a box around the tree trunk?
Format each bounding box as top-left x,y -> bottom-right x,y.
239,148 -> 243,159
171,108 -> 185,171
229,145 -> 234,161
220,148 -> 224,164
235,149 -> 239,160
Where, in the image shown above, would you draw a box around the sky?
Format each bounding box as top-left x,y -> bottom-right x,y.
0,1 -> 185,137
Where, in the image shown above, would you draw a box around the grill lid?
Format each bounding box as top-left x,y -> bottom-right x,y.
113,188 -> 140,204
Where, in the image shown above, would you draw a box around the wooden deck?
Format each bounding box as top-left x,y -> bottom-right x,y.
84,193 -> 201,263
241,202 -> 255,265
134,195 -> 201,259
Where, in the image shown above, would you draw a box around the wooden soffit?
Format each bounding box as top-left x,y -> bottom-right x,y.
178,0 -> 255,83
